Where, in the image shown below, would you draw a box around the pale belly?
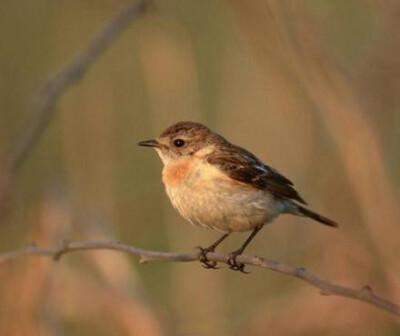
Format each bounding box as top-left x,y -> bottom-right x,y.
163,161 -> 285,232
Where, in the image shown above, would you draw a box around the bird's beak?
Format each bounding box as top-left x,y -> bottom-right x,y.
138,139 -> 160,148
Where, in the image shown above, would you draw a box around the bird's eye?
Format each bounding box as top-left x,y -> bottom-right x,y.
173,139 -> 186,148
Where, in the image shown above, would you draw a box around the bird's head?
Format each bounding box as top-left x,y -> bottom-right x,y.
139,121 -> 224,165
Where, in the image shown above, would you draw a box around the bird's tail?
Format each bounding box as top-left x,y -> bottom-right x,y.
295,205 -> 338,228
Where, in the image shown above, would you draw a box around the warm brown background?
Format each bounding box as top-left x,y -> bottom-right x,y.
1,1 -> 400,335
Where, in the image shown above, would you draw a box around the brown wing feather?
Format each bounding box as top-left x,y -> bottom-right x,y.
207,145 -> 307,205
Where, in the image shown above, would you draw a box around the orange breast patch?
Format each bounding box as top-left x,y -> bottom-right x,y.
163,160 -> 193,186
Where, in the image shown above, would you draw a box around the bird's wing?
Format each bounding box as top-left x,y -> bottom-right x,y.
207,145 -> 307,205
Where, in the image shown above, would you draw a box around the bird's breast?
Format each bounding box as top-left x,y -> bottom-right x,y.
162,159 -> 193,186
162,159 -> 280,232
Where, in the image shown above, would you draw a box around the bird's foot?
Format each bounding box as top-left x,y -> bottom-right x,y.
197,246 -> 219,269
227,250 -> 249,274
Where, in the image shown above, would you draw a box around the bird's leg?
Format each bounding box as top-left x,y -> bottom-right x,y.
199,232 -> 230,269
228,225 -> 263,273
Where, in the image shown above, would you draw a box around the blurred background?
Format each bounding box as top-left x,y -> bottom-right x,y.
1,0 -> 400,335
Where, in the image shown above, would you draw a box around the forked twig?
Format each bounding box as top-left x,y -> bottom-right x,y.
0,0 -> 150,209
0,240 -> 399,317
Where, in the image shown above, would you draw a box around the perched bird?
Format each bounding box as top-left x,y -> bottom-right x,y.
139,121 -> 337,272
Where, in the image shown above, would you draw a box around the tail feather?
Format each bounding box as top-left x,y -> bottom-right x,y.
296,205 -> 338,228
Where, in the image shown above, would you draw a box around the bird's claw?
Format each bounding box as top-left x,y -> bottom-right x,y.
227,251 -> 250,274
201,260 -> 219,269
198,246 -> 219,270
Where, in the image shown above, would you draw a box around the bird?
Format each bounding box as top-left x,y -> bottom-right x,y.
139,121 -> 337,272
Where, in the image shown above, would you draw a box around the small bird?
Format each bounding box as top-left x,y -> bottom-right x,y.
139,121 -> 337,272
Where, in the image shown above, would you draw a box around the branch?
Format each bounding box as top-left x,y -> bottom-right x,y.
0,0 -> 150,210
0,240 -> 399,317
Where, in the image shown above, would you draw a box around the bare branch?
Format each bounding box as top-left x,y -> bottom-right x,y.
0,0 -> 150,210
0,240 -> 399,317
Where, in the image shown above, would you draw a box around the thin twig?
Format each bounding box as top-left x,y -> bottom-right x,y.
0,0 -> 150,209
0,240 -> 399,317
